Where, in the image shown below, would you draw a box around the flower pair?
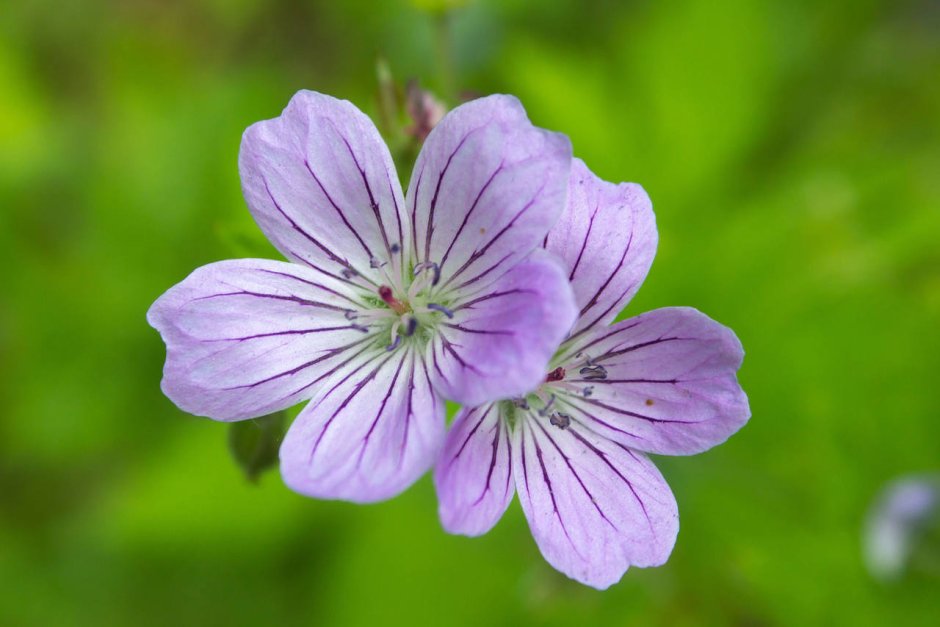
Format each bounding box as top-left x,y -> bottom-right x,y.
148,90 -> 749,589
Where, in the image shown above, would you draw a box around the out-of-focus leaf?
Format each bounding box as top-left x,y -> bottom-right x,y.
410,0 -> 471,14
227,412 -> 286,482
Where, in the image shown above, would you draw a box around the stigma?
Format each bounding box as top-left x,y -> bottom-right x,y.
378,285 -> 409,315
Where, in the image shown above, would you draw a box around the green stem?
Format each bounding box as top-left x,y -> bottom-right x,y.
433,11 -> 456,103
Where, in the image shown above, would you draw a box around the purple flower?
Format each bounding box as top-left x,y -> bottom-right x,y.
434,159 -> 751,589
147,91 -> 577,503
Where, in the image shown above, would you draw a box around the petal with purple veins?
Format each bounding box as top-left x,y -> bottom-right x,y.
544,158 -> 657,342
239,91 -> 408,287
557,307 -> 750,456
434,403 -> 515,536
279,347 -> 445,503
427,250 -> 578,407
513,413 -> 679,590
407,95 -> 572,290
147,259 -> 376,422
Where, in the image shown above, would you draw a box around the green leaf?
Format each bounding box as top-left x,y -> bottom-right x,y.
227,412 -> 287,482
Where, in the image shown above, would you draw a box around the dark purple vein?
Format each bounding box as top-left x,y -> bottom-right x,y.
438,163 -> 505,274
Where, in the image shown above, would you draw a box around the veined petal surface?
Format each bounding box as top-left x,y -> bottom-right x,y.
513,414 -> 679,589
545,158 -> 657,342
428,250 -> 577,406
408,95 -> 572,292
240,90 -> 408,287
558,307 -> 750,456
280,346 -> 445,503
147,259 -> 374,421
434,404 -> 514,536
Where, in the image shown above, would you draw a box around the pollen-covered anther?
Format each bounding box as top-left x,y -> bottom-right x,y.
545,366 -> 565,382
582,386 -> 594,397
378,285 -> 409,315
549,412 -> 571,430
579,364 -> 608,381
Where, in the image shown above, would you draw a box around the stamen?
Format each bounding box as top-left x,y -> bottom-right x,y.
402,316 -> 418,337
511,397 -> 529,409
370,257 -> 387,269
426,303 -> 454,318
390,243 -> 401,254
344,310 -> 358,320
341,267 -> 359,279
386,335 -> 402,351
537,394 -> 556,416
545,367 -> 566,382
579,364 -> 608,381
379,285 -> 408,315
354,309 -> 396,323
582,386 -> 594,397
414,261 -> 441,286
549,412 -> 571,430
350,324 -> 369,333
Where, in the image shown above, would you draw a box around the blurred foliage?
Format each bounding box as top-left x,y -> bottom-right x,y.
1,0 -> 939,625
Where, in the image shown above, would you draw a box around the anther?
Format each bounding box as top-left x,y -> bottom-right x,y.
550,412 -> 571,430
545,367 -> 565,382
390,243 -> 401,254
386,335 -> 402,351
579,364 -> 608,381
582,386 -> 594,397
370,257 -> 387,269
414,261 -> 441,286
402,316 -> 418,337
341,267 -> 359,279
344,310 -> 358,320
512,397 -> 529,409
426,303 -> 454,318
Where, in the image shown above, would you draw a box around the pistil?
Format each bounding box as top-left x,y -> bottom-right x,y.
378,285 -> 409,315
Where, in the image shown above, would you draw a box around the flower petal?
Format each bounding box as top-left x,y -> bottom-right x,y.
239,90 -> 408,287
279,347 -> 445,503
558,307 -> 750,456
545,158 -> 657,342
513,414 -> 679,589
147,259 -> 375,421
408,95 -> 572,291
434,404 -> 514,536
428,250 -> 577,406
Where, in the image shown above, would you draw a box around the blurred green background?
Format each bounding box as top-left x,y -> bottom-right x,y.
2,0 -> 938,625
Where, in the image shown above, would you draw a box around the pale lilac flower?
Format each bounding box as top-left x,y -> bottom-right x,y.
864,475 -> 940,581
434,159 -> 750,588
147,91 -> 577,503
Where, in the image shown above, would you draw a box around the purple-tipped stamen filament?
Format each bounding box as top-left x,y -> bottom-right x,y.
537,393 -> 556,416
413,261 -> 441,286
425,303 -> 454,318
